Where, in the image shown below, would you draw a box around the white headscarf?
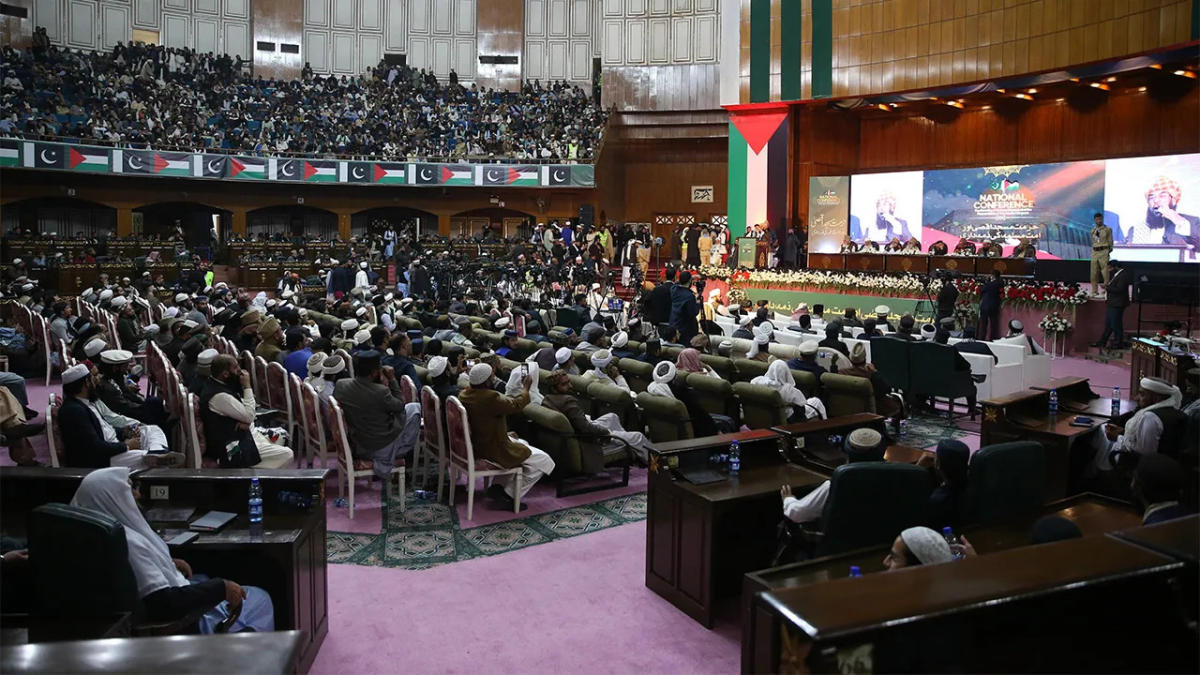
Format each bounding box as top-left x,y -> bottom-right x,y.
752,360 -> 826,419
1119,377 -> 1183,454
506,360 -> 543,405
70,467 -> 188,597
747,324 -> 773,359
647,360 -> 676,399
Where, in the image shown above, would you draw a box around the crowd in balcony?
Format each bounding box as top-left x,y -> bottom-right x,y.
0,37 -> 607,161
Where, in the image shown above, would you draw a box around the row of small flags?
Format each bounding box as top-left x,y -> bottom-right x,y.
0,139 -> 588,187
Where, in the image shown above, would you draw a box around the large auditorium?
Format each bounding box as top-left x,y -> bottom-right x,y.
0,0 -> 1197,672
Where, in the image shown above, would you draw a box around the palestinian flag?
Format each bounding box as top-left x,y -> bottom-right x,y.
479,165 -> 539,186
726,106 -> 789,240
67,146 -> 110,172
304,160 -> 338,182
439,165 -> 472,186
0,139 -> 19,167
372,162 -> 405,184
152,151 -> 191,176
229,156 -> 267,179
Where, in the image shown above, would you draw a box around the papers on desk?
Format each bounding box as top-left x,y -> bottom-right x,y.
143,506 -> 195,522
188,510 -> 238,532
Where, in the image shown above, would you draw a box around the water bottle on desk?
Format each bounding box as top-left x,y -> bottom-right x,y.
849,565 -> 862,578
1048,388 -> 1058,416
1111,386 -> 1121,418
942,526 -> 965,560
898,419 -> 908,439
248,477 -> 263,540
728,440 -> 741,477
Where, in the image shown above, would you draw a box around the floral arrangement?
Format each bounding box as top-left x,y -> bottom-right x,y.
700,266 -> 1088,311
1037,311 -> 1073,334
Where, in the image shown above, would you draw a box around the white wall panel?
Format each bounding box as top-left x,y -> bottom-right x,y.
570,41 -> 589,80
194,17 -> 219,53
526,0 -> 544,35
306,0 -> 329,27
331,32 -> 355,71
35,0 -> 61,40
694,13 -> 715,61
594,0 -> 603,56
360,0 -> 382,31
453,37 -> 474,76
132,0 -> 158,30
525,40 -> 544,79
304,29 -> 330,71
360,33 -> 383,70
333,0 -> 355,28
547,40 -> 566,79
409,0 -> 429,32
431,37 -> 451,75
195,0 -> 220,15
649,0 -> 668,15
671,16 -> 690,61
408,36 -> 429,69
696,0 -> 716,11
162,12 -> 189,47
432,0 -> 451,34
570,0 -> 588,36
625,0 -> 645,16
101,4 -> 131,49
624,18 -> 644,63
163,0 -> 188,10
672,0 -> 691,12
385,0 -> 406,51
547,0 -> 566,36
647,17 -> 668,63
223,0 -> 248,19
224,21 -> 249,59
454,0 -> 473,35
66,0 -> 97,49
602,0 -> 621,16
602,19 -> 621,64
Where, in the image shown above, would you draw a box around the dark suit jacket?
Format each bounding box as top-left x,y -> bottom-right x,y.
979,279 -> 1003,311
644,281 -> 674,326
1106,268 -> 1131,309
333,375 -> 410,455
543,393 -> 608,436
819,336 -> 849,357
59,397 -> 126,468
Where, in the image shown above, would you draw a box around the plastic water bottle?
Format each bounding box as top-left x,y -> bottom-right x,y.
849,565 -> 862,578
1111,386 -> 1121,418
1048,388 -> 1058,416
942,526 -> 965,560
728,440 -> 741,477
899,419 -> 908,439
248,477 -> 263,540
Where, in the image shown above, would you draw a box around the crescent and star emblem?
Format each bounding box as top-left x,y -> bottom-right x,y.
127,155 -> 143,170
419,168 -> 433,181
352,166 -> 365,179
552,168 -> 567,182
207,159 -> 223,173
280,160 -> 296,177
487,168 -> 502,182
40,149 -> 56,164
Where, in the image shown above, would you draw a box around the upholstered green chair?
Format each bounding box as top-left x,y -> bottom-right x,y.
700,354 -> 735,380
414,365 -> 430,385
963,441 -> 1045,526
820,373 -> 876,417
512,338 -> 539,361
587,381 -> 638,429
686,372 -> 738,425
495,357 -> 521,379
662,346 -> 684,361
636,392 -> 693,442
626,340 -> 644,354
462,346 -> 481,359
547,330 -> 569,347
818,463 -> 934,556
618,358 -> 654,393
572,350 -> 593,373
910,341 -> 977,420
791,370 -> 820,398
523,404 -> 631,496
870,337 -> 912,394
732,358 -> 769,382
474,330 -> 500,349
732,381 -> 789,429
397,317 -> 424,332
568,373 -> 593,401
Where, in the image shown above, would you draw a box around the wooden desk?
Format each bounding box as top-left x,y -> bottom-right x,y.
977,256 -> 1034,277
770,413 -> 887,475
1111,514 -> 1199,564
883,254 -> 929,275
806,253 -> 844,271
1032,376 -> 1135,420
0,468 -> 329,673
740,492 -> 1140,671
929,255 -> 975,275
1,631 -> 304,674
750,535 -> 1189,673
646,429 -> 822,628
1129,338 -> 1196,398
843,253 -> 886,272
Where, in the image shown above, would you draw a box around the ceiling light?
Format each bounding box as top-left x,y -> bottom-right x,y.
1138,86 -> 1147,92
946,100 -> 963,108
1089,82 -> 1110,90
1026,88 -> 1037,94
1173,69 -> 1197,79
1014,93 -> 1032,100
876,104 -> 890,111
1105,76 -> 1117,82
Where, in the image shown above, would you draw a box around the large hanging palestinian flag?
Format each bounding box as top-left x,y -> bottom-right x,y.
726,105 -> 789,240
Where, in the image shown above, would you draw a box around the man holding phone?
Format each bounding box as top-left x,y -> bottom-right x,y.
333,350 -> 423,482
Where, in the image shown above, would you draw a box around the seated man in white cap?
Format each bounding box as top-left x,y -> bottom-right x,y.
333,351 -> 422,482
199,355 -> 294,469
318,354 -> 348,411
997,319 -> 1045,355
189,348 -> 219,395
779,428 -> 886,525
113,297 -> 147,353
874,305 -> 895,332
58,363 -> 179,468
610,331 -> 637,360
459,363 -> 555,509
554,346 -> 580,375
303,352 -> 327,390
542,369 -> 652,463
884,526 -> 955,571
583,349 -> 630,392
1088,376 -> 1183,493
786,341 -> 827,381
96,349 -> 170,427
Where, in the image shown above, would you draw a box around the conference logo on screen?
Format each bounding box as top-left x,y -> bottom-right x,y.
973,176 -> 1037,218
815,189 -> 842,207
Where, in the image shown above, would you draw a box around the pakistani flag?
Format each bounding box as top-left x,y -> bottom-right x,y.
229,156 -> 267,179
372,162 -> 405,184
153,152 -> 191,176
439,165 -> 472,186
0,139 -> 19,167
346,162 -> 372,183
117,149 -> 155,174
275,158 -> 304,181
32,142 -> 67,169
304,160 -> 338,182
68,146 -> 110,172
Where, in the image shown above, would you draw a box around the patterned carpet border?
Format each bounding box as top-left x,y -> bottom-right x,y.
326,490 -> 647,569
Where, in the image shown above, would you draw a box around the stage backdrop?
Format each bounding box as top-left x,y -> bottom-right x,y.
833,152 -> 1200,263
807,176 -> 850,254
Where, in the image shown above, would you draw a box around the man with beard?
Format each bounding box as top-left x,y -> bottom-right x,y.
59,364 -> 178,468
1125,175 -> 1198,247
200,355 -> 294,468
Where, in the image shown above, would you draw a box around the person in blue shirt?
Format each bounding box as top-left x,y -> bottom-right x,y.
382,333 -> 421,390
786,341 -> 827,379
561,221 -> 574,248
281,328 -> 313,380
495,330 -> 520,358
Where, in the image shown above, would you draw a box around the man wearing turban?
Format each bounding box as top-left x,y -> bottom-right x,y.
1127,175 -> 1197,246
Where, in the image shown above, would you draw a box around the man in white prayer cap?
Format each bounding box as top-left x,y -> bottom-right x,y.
459,363 -> 555,509
554,346 -> 580,376
884,526 -> 955,570
1090,376 -> 1184,486
583,349 -> 630,392
997,319 -> 1046,355
58,363 -> 180,468
355,261 -> 370,289
780,428 -> 886,524
611,331 -> 636,360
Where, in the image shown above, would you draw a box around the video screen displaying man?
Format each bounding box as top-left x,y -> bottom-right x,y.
1130,176 -> 1197,245
1104,153 -> 1199,262
849,171 -> 924,247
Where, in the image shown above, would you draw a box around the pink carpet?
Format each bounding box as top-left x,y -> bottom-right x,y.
312,521 -> 740,675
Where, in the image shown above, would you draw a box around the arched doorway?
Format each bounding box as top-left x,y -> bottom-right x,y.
135,201 -> 231,259
449,207 -> 535,240
351,206 -> 437,240
1,197 -> 116,238
246,205 -> 339,241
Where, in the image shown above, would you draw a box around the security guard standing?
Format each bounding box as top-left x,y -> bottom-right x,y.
1090,213 -> 1113,297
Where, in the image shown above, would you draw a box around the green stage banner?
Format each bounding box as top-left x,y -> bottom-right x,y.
808,176 -> 850,255
5,140 -> 593,189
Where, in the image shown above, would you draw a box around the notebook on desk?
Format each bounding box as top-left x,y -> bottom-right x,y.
188,510 -> 237,532
678,468 -> 726,485
144,506 -> 195,523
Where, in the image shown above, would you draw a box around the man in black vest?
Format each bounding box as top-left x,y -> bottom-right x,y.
200,355 -> 293,468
